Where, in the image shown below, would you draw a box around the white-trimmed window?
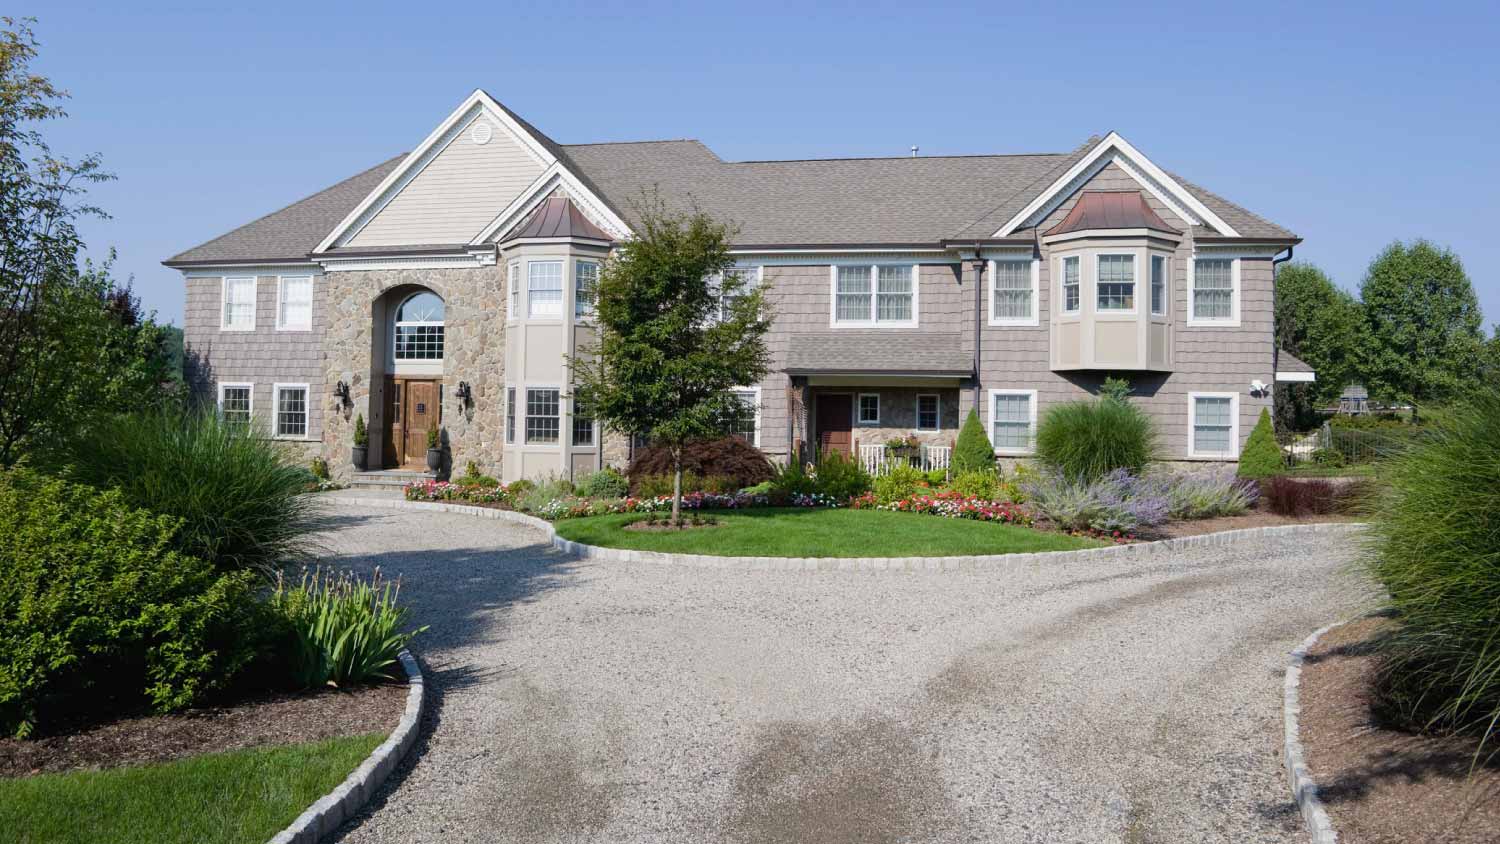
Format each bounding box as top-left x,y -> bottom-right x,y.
729,388 -> 760,446
990,259 -> 1038,325
1150,256 -> 1167,316
525,387 -> 560,444
505,386 -> 516,444
507,261 -> 520,319
857,393 -> 880,425
916,394 -> 939,432
716,265 -> 760,321
1061,256 -> 1081,314
1096,254 -> 1136,311
527,261 -> 563,318
276,275 -> 313,331
832,265 -> 917,326
571,406 -> 595,446
272,383 -> 308,439
393,291 -> 444,361
1188,392 -> 1239,458
221,276 -> 256,330
1190,258 -> 1238,325
575,260 -> 599,319
988,389 -> 1037,454
217,382 -> 253,427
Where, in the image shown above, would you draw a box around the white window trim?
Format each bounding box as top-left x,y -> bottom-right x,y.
988,258 -> 1040,327
727,385 -> 762,447
1055,254 -> 1082,316
856,392 -> 881,426
504,385 -> 516,444
526,259 -> 566,321
828,264 -> 920,328
1187,256 -> 1242,327
1094,252 -> 1139,316
271,382 -> 311,441
569,393 -> 596,448
220,276 -> 257,331
216,381 -> 254,421
522,384 -> 563,449
274,274 -> 314,331
507,260 -> 520,321
715,264 -> 763,322
915,393 -> 940,432
1150,255 -> 1168,317
987,388 -> 1039,455
574,258 -> 601,322
1187,391 -> 1241,459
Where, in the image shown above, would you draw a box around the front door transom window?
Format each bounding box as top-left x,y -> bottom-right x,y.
394,291 -> 445,361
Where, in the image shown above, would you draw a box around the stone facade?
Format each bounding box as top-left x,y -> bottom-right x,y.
320,265 -> 506,483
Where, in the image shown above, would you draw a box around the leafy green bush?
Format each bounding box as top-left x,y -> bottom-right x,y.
0,469 -> 264,736
1035,399 -> 1158,481
925,468 -> 948,485
814,450 -> 872,501
1365,391 -> 1500,750
1099,376 -> 1132,403
952,409 -> 996,473
271,568 -> 427,688
457,461 -> 499,487
1237,409 -> 1282,479
947,469 -> 1001,500
63,407 -> 321,576
517,476 -> 576,512
1311,447 -> 1346,468
310,457 -> 330,481
768,460 -> 817,501
578,467 -> 629,498
872,463 -> 929,505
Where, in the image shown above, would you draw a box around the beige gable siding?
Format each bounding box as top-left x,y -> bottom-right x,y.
346,121 -> 546,247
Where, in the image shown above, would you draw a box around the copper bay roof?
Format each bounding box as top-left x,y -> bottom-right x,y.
501,195 -> 613,243
1044,191 -> 1179,237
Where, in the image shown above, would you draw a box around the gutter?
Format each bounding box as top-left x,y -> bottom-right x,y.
1271,245 -> 1295,377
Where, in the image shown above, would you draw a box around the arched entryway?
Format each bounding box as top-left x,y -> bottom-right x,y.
373,285 -> 446,469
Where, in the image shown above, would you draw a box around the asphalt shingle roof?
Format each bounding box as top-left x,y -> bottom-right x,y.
785,333 -> 971,375
165,155 -> 407,265
1276,349 -> 1316,373
164,110 -> 1297,266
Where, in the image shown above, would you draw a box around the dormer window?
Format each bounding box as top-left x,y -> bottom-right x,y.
1096,254 -> 1136,312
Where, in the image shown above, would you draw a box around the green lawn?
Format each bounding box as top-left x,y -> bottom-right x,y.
554,507 -> 1102,557
0,733 -> 383,844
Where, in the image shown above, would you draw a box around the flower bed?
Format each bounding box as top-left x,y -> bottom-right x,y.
403,480 -> 515,505
850,490 -> 1032,526
402,482 -> 845,520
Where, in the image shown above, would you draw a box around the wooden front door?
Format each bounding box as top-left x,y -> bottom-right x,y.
816,393 -> 852,456
384,377 -> 441,468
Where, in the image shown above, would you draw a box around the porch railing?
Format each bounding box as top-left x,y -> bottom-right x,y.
854,443 -> 953,477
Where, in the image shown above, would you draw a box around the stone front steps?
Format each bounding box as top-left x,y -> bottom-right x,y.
350,469 -> 429,492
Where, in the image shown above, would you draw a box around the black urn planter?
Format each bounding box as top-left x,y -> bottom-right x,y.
351,445 -> 367,471
426,447 -> 443,473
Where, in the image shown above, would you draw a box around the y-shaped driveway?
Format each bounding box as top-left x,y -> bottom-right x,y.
323,502 -> 1370,844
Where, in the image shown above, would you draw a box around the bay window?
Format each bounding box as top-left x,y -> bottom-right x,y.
527,261 -> 563,318
1096,255 -> 1136,311
525,388 -> 560,444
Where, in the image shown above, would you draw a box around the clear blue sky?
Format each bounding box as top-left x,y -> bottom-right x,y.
23,0 -> 1500,328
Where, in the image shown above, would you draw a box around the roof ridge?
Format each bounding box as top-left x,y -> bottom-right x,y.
562,138 -> 704,147
165,153 -> 408,263
729,151 -> 1070,164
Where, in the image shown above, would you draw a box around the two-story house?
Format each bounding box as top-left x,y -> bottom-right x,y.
166,89 -> 1315,483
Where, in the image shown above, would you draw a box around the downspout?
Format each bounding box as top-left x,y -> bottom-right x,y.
1271,245 -> 1294,372
971,245 -> 985,409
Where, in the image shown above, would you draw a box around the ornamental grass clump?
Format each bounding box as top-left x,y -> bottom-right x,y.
1364,391 -> 1500,753
1023,468 -> 1167,534
1035,397 -> 1158,481
63,407 -> 323,576
1147,468 -> 1258,519
272,567 -> 428,688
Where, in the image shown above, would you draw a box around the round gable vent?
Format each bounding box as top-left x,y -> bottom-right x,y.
470,121 -> 494,145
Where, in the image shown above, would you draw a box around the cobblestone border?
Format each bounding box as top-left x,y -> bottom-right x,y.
1283,622 -> 1344,844
332,497 -> 1365,570
269,649 -> 425,844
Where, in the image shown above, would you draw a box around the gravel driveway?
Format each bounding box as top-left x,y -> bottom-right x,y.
321,503 -> 1371,844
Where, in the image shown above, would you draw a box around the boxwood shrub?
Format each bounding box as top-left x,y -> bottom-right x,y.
0,469 -> 266,737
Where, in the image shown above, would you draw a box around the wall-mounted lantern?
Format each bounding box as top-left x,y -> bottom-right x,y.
455,380 -> 473,407
333,380 -> 351,406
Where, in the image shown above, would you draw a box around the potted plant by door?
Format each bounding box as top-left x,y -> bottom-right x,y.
426,426 -> 444,474
351,413 -> 368,471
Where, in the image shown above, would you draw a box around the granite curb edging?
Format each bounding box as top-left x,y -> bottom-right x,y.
1283,622 -> 1344,844
267,649 -> 425,844
331,497 -> 1367,571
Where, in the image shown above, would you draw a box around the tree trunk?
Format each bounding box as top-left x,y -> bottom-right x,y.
671,446 -> 683,524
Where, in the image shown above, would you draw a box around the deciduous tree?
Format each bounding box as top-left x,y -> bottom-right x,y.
1272,262 -> 1364,430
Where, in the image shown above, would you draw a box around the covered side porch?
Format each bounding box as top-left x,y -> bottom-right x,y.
785,333 -> 972,476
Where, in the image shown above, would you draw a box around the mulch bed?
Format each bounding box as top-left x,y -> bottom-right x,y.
623,519 -> 723,533
0,682 -> 406,778
1298,616 -> 1500,843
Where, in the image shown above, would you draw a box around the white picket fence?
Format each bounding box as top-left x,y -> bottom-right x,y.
857,444 -> 952,477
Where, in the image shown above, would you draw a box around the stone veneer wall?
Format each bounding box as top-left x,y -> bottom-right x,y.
321,265 -> 506,483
